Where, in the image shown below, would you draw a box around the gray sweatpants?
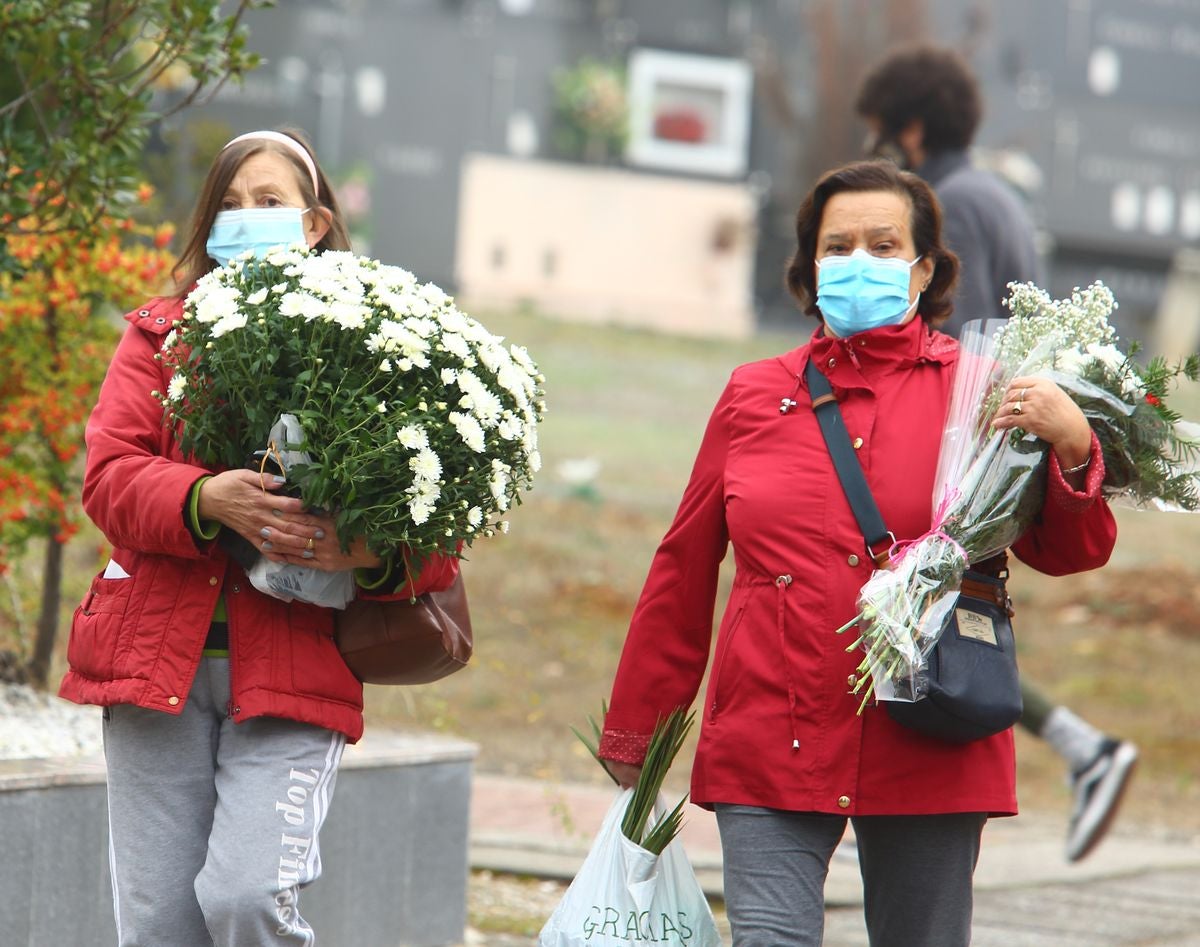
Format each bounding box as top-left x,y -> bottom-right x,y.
715,805 -> 986,946
102,658 -> 346,946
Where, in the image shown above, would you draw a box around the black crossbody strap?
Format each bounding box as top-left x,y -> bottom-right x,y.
805,359 -> 894,566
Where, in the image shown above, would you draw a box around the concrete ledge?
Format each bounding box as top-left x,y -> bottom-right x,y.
0,729 -> 477,947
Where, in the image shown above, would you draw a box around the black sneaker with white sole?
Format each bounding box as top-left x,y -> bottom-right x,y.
1065,737 -> 1139,863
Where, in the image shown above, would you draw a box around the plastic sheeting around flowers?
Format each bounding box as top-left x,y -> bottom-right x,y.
839,296 -> 1200,709
839,318 -> 1052,706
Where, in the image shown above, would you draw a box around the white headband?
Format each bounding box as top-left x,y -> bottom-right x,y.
222,131 -> 320,194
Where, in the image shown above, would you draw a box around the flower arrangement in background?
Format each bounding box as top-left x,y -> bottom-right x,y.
840,281 -> 1200,709
161,245 -> 545,568
551,58 -> 628,164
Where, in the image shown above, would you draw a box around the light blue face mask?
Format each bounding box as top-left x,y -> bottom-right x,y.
206,207 -> 310,267
815,248 -> 922,338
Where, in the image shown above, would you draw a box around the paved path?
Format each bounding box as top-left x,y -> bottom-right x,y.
469,773 -> 1200,945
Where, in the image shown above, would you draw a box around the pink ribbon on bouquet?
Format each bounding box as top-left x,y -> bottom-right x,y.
887,489 -> 969,568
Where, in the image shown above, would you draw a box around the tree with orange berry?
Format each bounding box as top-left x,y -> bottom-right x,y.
0,1 -> 270,686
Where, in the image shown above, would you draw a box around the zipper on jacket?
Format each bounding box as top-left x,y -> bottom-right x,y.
773,574 -> 802,751
707,603 -> 747,723
226,579 -> 241,719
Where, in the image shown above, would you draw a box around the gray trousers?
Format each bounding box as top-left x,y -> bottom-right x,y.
103,658 -> 346,947
715,805 -> 986,947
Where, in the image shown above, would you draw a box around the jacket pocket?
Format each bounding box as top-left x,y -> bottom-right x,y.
286,600 -> 363,707
67,574 -> 136,680
707,602 -> 747,723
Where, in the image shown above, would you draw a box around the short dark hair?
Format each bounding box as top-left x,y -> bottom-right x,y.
785,160 -> 959,326
172,127 -> 352,295
855,45 -> 981,152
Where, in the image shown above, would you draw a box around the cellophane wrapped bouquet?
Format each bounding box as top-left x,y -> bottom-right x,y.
840,281 -> 1200,708
158,245 -> 545,601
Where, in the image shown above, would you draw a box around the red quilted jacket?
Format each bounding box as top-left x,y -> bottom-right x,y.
58,297 -> 458,741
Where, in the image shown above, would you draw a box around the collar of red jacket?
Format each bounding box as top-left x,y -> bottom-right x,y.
778,314 -> 958,391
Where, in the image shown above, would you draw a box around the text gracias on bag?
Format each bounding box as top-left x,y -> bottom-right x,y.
581,904 -> 699,943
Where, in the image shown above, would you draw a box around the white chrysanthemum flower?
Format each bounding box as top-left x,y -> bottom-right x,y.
441,367 -> 458,385
166,374 -> 187,402
441,333 -> 471,359
329,301 -> 370,331
490,458 -> 511,500
397,425 -> 429,450
410,448 -> 442,481
467,506 -> 483,527
209,310 -> 248,338
457,370 -> 503,425
192,284 -> 241,324
438,307 -> 470,333
449,411 -> 487,453
418,282 -> 449,307
272,282 -> 289,294
162,330 -> 177,351
377,402 -> 387,413
408,497 -> 434,525
478,342 -> 512,374
509,344 -> 537,373
403,316 -> 438,337
379,359 -> 393,373
246,288 -> 268,306
497,417 -> 523,441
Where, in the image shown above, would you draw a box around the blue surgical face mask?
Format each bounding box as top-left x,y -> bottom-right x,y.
206,207 -> 310,267
815,248 -> 922,337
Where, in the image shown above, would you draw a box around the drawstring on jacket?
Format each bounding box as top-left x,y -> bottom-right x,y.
774,574 -> 802,750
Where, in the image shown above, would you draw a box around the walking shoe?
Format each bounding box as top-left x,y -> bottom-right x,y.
1065,738 -> 1138,863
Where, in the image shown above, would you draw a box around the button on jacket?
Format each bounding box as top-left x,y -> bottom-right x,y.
599,316 -> 1116,816
58,297 -> 459,742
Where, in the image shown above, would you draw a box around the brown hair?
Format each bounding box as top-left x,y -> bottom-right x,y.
785,160 -> 959,326
171,127 -> 352,295
855,45 -> 982,153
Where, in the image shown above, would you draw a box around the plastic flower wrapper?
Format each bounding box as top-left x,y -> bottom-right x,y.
158,244 -> 546,602
839,281 -> 1200,709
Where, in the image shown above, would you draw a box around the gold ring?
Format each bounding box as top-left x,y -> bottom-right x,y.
1019,387 -> 1028,402
1012,402 -> 1023,416
306,537 -> 315,550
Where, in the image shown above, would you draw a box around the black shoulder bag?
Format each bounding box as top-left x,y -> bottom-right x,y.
806,359 -> 1022,743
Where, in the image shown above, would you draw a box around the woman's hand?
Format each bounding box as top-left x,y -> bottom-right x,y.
197,470 -> 382,571
992,376 -> 1092,478
604,761 -> 643,790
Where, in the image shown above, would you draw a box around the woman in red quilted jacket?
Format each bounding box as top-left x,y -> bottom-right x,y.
60,129 -> 457,946
598,161 -> 1116,946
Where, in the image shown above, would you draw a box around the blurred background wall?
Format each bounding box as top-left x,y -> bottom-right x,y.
158,0 -> 1200,346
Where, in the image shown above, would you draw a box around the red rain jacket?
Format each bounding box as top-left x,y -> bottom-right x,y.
599,317 -> 1116,816
58,297 -> 458,741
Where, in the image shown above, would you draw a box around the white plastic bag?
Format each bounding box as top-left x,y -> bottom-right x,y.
247,413 -> 357,609
539,789 -> 721,947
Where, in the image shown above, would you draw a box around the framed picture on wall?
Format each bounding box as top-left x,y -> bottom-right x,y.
625,48 -> 754,178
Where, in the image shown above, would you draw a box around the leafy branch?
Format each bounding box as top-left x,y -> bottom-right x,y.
575,704 -> 694,855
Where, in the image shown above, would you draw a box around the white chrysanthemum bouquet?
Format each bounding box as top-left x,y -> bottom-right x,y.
159,244 -> 545,577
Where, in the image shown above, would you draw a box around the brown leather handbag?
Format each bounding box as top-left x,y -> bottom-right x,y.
335,572 -> 473,685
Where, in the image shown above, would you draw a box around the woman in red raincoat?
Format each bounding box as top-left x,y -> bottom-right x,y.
598,161 -> 1116,946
